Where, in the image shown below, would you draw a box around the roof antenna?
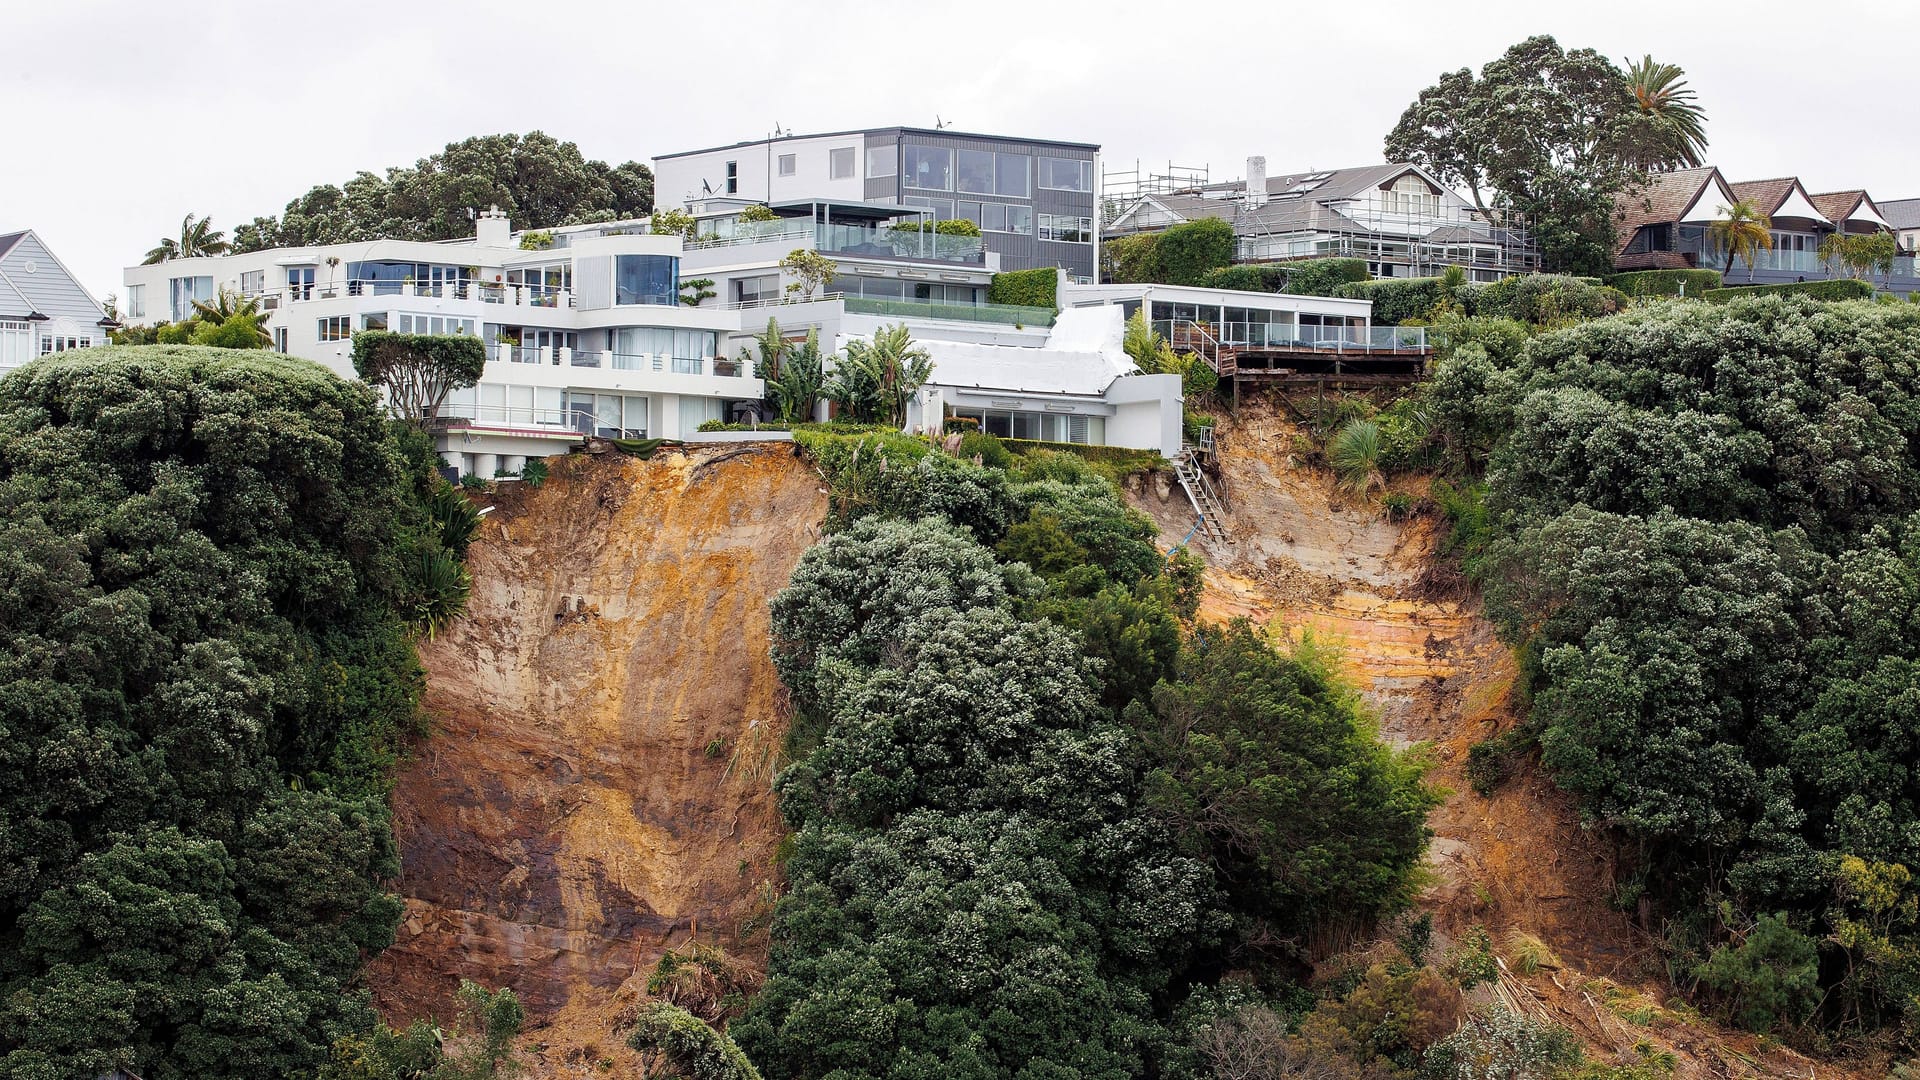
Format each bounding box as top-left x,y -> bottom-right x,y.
935,114 -> 950,130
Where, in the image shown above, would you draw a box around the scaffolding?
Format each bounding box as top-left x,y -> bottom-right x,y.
1100,160 -> 1210,225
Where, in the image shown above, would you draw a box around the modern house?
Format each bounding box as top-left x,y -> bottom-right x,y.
1612,166 -> 1915,292
0,229 -> 114,371
1880,197 -> 1920,256
652,126 -> 1100,281
122,209 -> 759,477
1103,159 -> 1539,283
122,208 -> 1191,469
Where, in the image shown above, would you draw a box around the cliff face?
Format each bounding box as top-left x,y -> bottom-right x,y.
366,444 -> 823,1069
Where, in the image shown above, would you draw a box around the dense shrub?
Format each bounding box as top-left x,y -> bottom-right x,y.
987,266 -> 1058,309
1334,276 -> 1448,324
1279,258 -> 1371,296
1103,232 -> 1162,283
1606,268 -> 1722,297
0,346 -> 448,1078
1198,264 -> 1290,293
1473,273 -> 1624,323
1702,279 -> 1875,303
1155,218 -> 1237,285
1139,624 -> 1437,934
749,431 -> 1442,1078
1423,297 -> 1920,1036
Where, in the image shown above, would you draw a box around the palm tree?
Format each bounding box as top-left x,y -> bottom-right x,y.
143,212 -> 230,264
837,324 -> 933,428
1708,201 -> 1773,280
189,286 -> 272,346
1623,56 -> 1709,169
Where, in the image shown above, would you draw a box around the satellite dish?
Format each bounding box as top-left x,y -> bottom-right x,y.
701,179 -> 713,195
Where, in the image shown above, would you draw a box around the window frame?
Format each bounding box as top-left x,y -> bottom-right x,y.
1038,157 -> 1093,193
777,153 -> 796,177
829,147 -> 855,180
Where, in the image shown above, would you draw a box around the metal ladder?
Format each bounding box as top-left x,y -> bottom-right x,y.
1172,448 -> 1231,545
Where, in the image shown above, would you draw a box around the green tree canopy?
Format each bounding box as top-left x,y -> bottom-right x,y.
229,132 -> 654,251
1386,35 -> 1698,275
0,346 -> 447,1078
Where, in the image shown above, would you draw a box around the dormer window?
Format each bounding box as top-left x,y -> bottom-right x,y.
1384,174 -> 1442,217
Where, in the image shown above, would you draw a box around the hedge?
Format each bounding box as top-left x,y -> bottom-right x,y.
1606,269 -> 1722,297
1279,258 -> 1371,296
1702,279 -> 1875,303
987,267 -> 1059,310
1155,218 -> 1236,285
1199,265 -> 1290,293
1001,438 -> 1165,476
1333,278 -> 1447,325
1473,274 -> 1626,323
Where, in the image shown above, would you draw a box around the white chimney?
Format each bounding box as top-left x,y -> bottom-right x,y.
1246,156 -> 1268,209
475,205 -> 512,247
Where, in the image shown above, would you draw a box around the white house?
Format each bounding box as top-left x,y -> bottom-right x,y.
123,207 -> 1191,469
0,230 -> 113,371
122,210 -> 756,478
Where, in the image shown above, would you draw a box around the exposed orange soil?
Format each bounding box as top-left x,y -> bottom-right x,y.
365,444 -> 824,1077
1129,404 -> 1873,1079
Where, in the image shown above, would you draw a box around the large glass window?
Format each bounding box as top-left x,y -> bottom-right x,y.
903,145 -> 953,191
1039,214 -> 1094,243
239,270 -> 265,295
902,196 -> 955,220
866,146 -> 896,179
956,149 -> 995,194
982,204 -> 1033,235
395,313 -> 475,335
614,255 -> 678,306
996,154 -> 1030,197
733,274 -> 781,305
953,408 -> 1105,445
0,321 -> 35,368
127,284 -> 146,318
1039,156 -> 1093,192
169,275 -> 212,321
830,147 -> 855,180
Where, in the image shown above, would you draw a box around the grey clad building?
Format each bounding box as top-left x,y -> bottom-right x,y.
653,126 -> 1099,280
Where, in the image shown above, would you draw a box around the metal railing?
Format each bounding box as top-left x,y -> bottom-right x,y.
257,280 -> 576,308
843,296 -> 1054,327
434,402 -> 650,438
1158,320 -> 1429,353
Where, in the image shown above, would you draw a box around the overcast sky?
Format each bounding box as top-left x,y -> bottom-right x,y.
8,0 -> 1916,300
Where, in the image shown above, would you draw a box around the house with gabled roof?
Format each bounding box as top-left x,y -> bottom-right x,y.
1104,158 -> 1539,284
1881,198 -> 1920,257
1612,167 -> 1917,292
0,229 -> 113,370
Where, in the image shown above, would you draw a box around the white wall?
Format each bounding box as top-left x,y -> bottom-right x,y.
653,133 -> 872,209
1104,373 -> 1184,458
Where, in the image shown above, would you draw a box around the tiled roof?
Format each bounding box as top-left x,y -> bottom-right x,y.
1612,167 -> 1719,256
1727,178 -> 1796,215
1120,163 -> 1476,240
1810,190 -> 1869,227
1880,198 -> 1920,230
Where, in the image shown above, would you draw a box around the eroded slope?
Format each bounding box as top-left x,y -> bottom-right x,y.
366,444 -> 823,1072
1132,405 -> 1862,1079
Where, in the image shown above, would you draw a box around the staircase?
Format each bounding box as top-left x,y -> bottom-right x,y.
1170,320 -> 1238,378
1172,448 -> 1231,545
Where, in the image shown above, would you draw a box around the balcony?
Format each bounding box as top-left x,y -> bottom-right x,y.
486,344 -> 750,379
256,280 -> 573,309
843,295 -> 1052,327
1159,320 -> 1429,353
684,220 -> 986,266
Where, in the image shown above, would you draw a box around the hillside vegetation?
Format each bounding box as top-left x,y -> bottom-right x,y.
1411,297 -> 1920,1049
0,347 -> 476,1079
